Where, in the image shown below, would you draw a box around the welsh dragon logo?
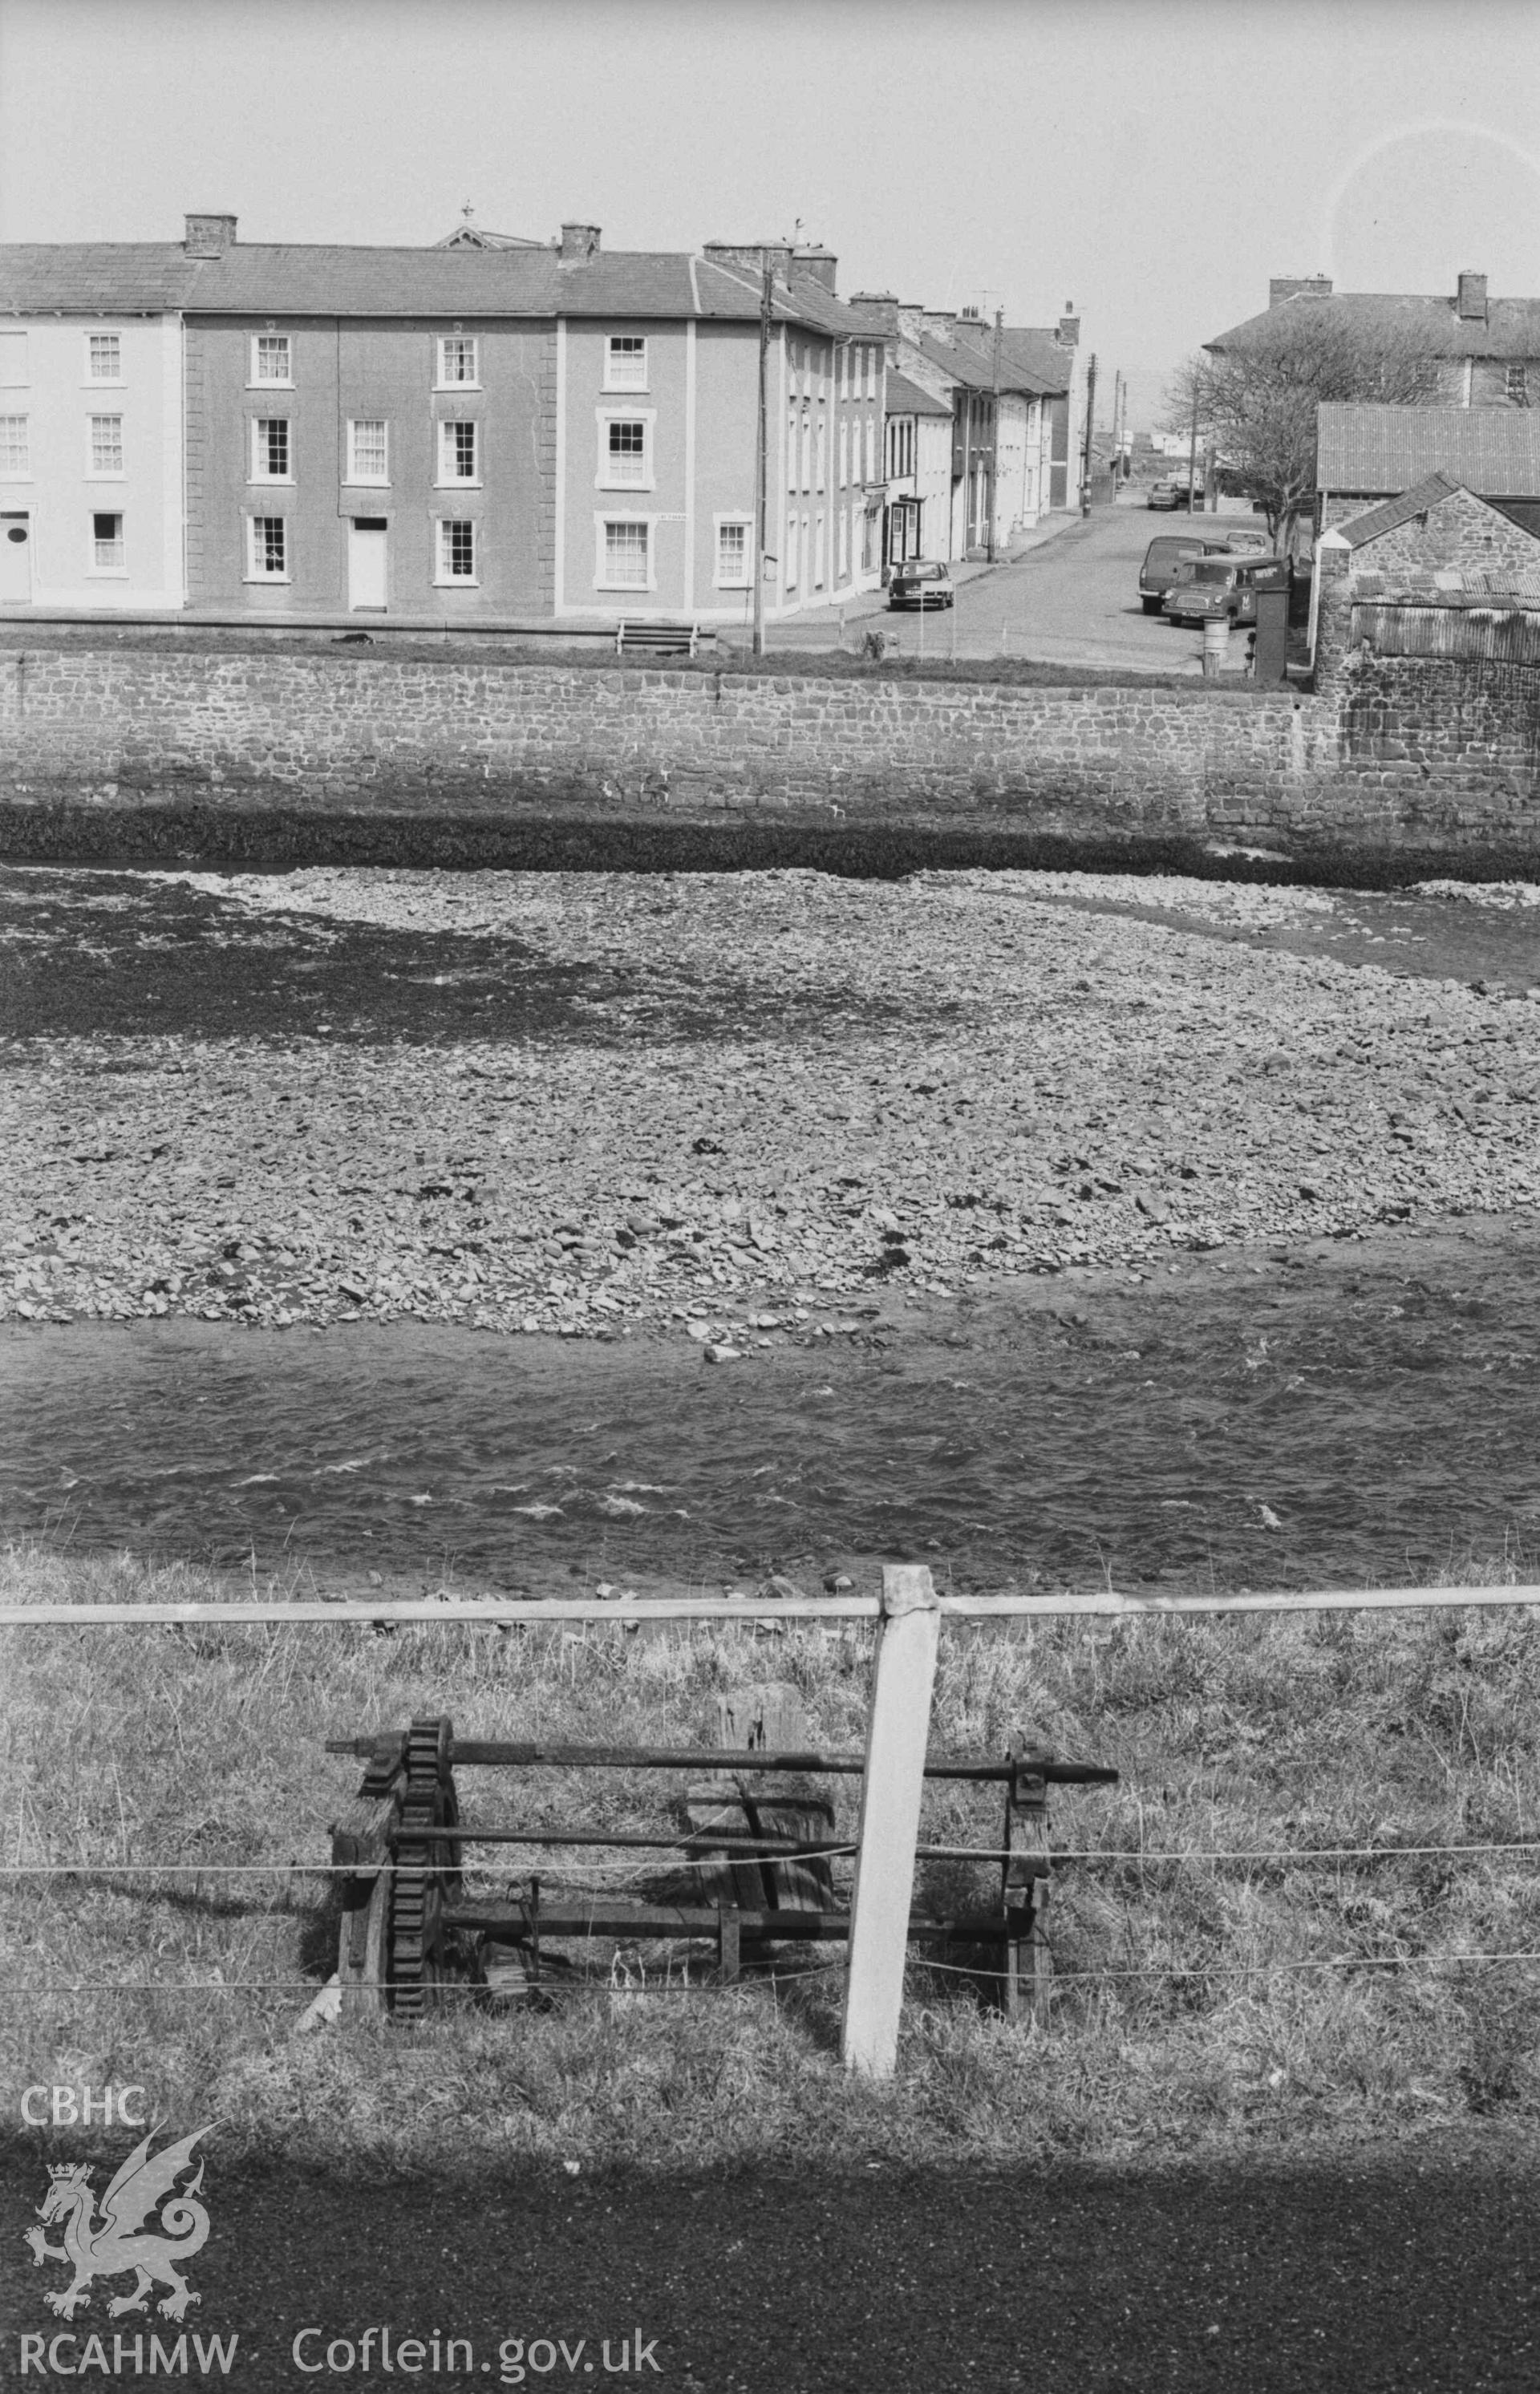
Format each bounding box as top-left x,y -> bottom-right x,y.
25,2124 -> 216,2323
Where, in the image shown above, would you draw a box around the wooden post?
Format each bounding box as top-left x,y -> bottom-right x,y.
1002,1738 -> 1052,2026
841,1563 -> 941,2078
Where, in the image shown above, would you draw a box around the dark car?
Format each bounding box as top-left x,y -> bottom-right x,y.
1146,476 -> 1195,510
888,561 -> 954,610
1161,553 -> 1288,628
1138,533 -> 1240,614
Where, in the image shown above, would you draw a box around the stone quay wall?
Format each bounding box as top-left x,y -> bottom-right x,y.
0,637 -> 1536,856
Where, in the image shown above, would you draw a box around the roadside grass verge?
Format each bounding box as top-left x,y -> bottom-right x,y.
5,1540 -> 1540,2173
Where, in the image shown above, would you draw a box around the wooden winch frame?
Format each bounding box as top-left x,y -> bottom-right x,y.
328,1709 -> 1116,2024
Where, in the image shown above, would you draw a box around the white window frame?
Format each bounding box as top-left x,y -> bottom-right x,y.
434,515 -> 480,585
436,335 -> 480,390
604,334 -> 649,392
865,346 -> 877,401
813,508 -> 825,588
595,406 -> 656,492
0,331 -> 29,389
85,331 -> 123,387
837,506 -> 849,580
345,418 -> 390,487
249,334 -> 293,389
0,414 -> 30,479
712,513 -> 754,589
838,417 -> 849,490
436,418 -> 482,487
815,418 -> 827,492
245,513 -> 290,582
786,409 -> 798,494
87,413 -> 124,479
88,509 -> 126,575
249,416 -> 294,484
784,509 -> 799,591
594,512 -> 657,593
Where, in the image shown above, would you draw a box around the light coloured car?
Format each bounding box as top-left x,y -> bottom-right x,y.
888,561 -> 954,611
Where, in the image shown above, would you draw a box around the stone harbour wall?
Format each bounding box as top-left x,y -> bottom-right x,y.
0,638 -> 1536,856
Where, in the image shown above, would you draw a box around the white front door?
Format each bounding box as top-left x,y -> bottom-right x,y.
0,512 -> 32,604
348,519 -> 387,610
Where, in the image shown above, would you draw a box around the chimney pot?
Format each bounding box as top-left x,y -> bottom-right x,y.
1457,269 -> 1488,320
184,213 -> 237,257
558,222 -> 601,263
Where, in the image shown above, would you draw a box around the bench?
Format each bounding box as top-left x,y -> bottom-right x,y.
615,620 -> 700,659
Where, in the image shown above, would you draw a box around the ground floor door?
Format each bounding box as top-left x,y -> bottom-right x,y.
0,511 -> 32,603
348,519 -> 388,610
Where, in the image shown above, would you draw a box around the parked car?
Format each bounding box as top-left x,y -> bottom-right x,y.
1138,533 -> 1241,615
888,561 -> 954,611
1161,554 -> 1289,628
1146,476 -> 1195,510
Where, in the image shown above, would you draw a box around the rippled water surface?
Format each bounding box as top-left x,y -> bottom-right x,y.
5,1222 -> 1538,1591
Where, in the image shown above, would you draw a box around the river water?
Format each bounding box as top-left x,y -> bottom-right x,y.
4,1220 -> 1538,1594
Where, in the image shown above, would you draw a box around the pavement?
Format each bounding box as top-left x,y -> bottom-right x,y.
760,493 -> 1266,674
6,2133 -> 1539,2390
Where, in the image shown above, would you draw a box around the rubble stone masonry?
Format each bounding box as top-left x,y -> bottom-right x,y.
0,636 -> 1536,855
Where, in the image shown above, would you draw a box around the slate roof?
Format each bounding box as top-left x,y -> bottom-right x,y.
0,240 -> 877,334
0,245 -> 199,311
1331,471 -> 1468,549
1317,404 -> 1540,495
1209,290 -> 1540,360
914,326 -> 1070,399
885,368 -> 952,418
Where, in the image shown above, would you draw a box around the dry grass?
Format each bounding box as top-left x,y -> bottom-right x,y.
6,1540 -> 1540,2174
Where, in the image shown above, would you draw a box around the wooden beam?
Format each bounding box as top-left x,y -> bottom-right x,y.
6,1583 -> 1539,1628
842,1564 -> 942,2080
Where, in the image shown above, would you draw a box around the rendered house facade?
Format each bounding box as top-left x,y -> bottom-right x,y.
0,213 -> 888,625
0,249 -> 189,610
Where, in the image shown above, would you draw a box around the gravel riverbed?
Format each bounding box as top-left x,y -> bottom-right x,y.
3,865 -> 1538,1346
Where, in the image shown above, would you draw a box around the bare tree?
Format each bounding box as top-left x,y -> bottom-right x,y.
1164,312 -> 1440,556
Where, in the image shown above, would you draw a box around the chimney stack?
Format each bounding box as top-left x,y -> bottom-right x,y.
793,245 -> 837,294
921,309 -> 958,345
558,222 -> 601,263
703,241 -> 795,280
1056,310 -> 1080,347
1457,270 -> 1488,321
848,291 -> 900,334
184,213 -> 237,257
1268,274 -> 1333,306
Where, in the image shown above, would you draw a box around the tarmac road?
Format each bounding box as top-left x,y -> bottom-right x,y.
768,493 -> 1266,673
6,2132 -> 1540,2391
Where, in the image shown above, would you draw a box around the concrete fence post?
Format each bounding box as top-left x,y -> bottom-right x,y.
841,1563 -> 942,2079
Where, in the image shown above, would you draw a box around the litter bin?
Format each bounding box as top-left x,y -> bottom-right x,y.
1254,586 -> 1289,683
1202,617 -> 1230,678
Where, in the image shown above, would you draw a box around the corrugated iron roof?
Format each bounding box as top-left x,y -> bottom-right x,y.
1210,290 -> 1540,360
1319,405 -> 1540,494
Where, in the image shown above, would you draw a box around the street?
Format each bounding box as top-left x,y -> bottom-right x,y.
766,493 -> 1269,674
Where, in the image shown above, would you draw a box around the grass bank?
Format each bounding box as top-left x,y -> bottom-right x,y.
6,1541 -> 1540,2175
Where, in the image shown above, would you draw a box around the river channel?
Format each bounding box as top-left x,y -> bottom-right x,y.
3,862 -> 1538,1597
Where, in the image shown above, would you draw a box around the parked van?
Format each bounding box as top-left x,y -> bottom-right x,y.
1138,533 -> 1243,615
1161,553 -> 1289,628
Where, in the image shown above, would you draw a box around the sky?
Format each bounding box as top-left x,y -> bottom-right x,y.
2,0 -> 1538,428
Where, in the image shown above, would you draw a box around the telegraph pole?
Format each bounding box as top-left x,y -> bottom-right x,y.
1080,351 -> 1097,514
988,306 -> 1003,564
752,261 -> 773,657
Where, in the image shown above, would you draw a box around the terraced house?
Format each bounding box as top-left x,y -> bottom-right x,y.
0,243 -> 188,609
0,213 -> 888,626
